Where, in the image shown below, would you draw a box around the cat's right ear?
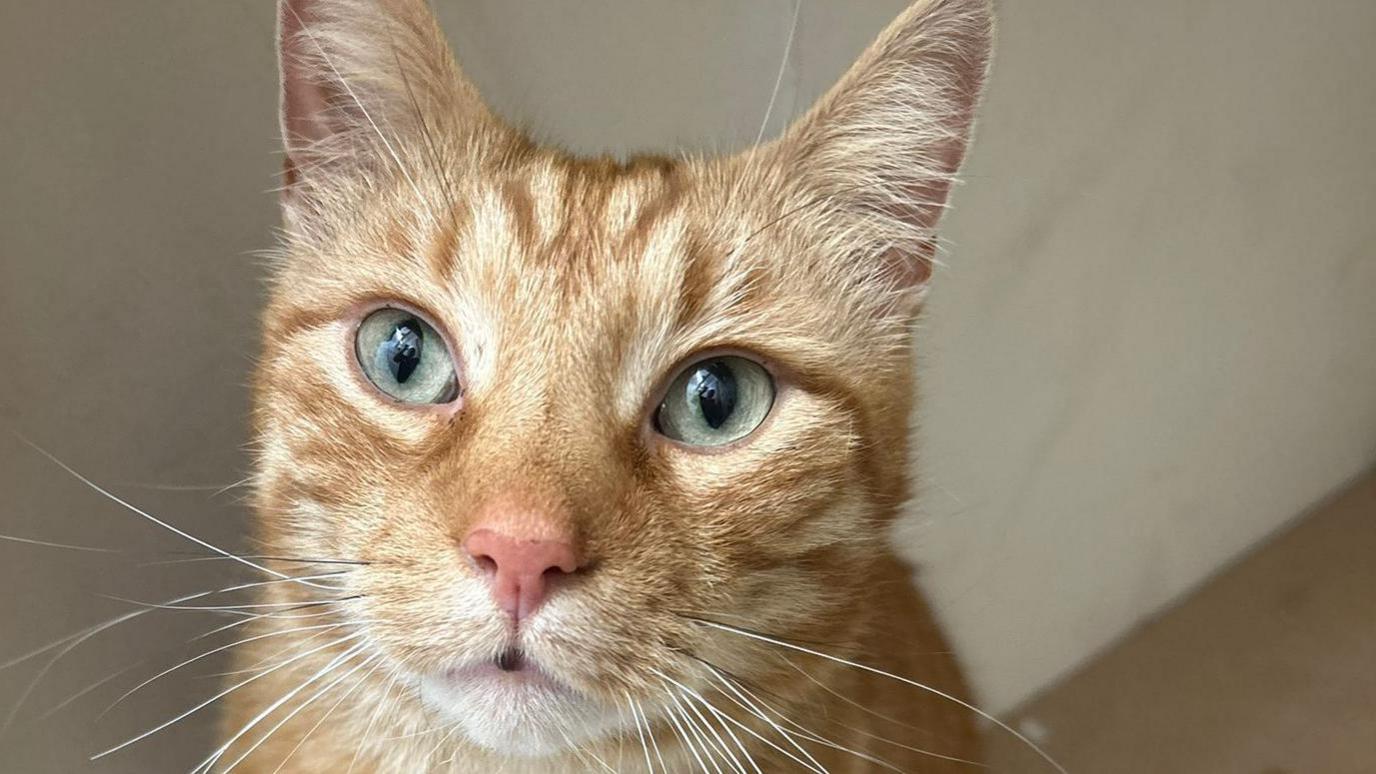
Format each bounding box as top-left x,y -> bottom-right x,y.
276,0 -> 503,206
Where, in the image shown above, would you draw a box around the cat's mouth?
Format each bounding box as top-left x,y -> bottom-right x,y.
494,646 -> 526,672
418,643 -> 611,755
429,645 -> 573,698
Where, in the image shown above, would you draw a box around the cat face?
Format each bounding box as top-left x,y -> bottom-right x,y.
256,0 -> 988,756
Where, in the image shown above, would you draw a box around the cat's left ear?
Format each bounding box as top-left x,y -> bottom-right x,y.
760,0 -> 993,301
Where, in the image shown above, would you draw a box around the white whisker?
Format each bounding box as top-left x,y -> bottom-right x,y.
695,619 -> 1067,774
210,621 -> 364,680
556,723 -> 616,774
346,665 -> 401,773
755,0 -> 802,146
626,691 -> 656,774
420,721 -> 463,770
38,665 -> 136,720
102,622 -> 349,717
104,594 -> 352,614
659,687 -> 713,774
193,606 -> 344,644
682,687 -> 762,774
671,690 -> 729,774
0,533 -> 118,553
141,554 -> 369,568
657,667 -> 825,774
91,631 -> 365,760
17,437 -> 335,591
778,655 -> 984,767
673,688 -> 748,774
272,659 -> 386,774
718,675 -> 903,774
111,477 -> 249,495
1,573 -> 339,734
214,648 -> 377,774
637,698 -> 669,773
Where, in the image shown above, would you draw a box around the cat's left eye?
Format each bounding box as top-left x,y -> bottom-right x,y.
354,308 -> 459,405
654,356 -> 775,447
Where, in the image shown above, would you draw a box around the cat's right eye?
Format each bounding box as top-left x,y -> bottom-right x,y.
354,308 -> 459,405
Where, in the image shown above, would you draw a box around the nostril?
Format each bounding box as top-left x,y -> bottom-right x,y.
462,530 -> 505,576
543,553 -> 582,577
471,552 -> 498,577
540,562 -> 577,590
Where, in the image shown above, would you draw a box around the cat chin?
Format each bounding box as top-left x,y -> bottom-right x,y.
417,665 -> 621,757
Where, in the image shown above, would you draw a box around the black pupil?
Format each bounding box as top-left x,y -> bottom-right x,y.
382,319 -> 423,383
687,360 -> 737,429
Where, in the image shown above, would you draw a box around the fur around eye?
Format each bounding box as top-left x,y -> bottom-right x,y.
354,308 -> 459,404
654,356 -> 774,446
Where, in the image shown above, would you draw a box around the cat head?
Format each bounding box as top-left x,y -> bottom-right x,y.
256,0 -> 990,756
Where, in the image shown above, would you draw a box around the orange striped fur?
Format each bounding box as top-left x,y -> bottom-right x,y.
220,1 -> 994,770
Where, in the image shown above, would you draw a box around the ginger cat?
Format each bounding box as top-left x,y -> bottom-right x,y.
217,0 -> 997,770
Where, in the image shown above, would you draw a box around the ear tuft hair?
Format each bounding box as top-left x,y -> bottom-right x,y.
276,0 -> 507,208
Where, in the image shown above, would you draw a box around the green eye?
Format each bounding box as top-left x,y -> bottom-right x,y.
654,356 -> 774,446
354,308 -> 459,404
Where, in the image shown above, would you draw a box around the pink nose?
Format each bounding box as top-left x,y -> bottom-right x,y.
463,527 -> 580,624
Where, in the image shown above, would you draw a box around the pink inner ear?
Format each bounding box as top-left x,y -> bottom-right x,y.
278,0 -> 335,181
882,242 -> 936,288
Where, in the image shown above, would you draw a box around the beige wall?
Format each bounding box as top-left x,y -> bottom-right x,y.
907,0 -> 1376,711
2,1 -> 1374,770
